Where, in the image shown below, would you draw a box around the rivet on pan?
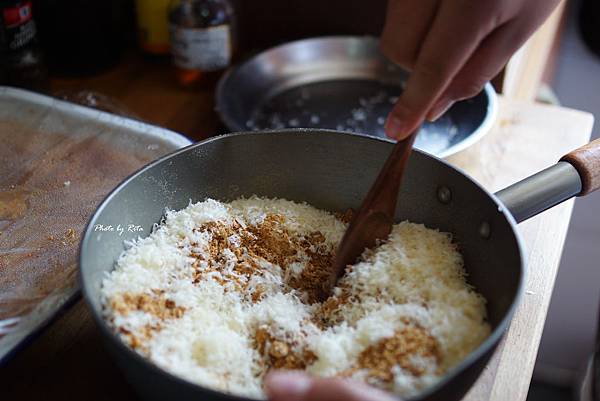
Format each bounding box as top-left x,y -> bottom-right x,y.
437,186 -> 452,204
479,221 -> 491,239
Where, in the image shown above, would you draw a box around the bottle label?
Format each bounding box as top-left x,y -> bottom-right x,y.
2,1 -> 37,51
170,24 -> 231,71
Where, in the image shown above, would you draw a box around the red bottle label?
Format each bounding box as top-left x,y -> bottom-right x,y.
2,1 -> 36,51
3,2 -> 33,28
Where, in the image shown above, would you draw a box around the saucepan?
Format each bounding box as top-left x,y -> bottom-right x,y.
80,130 -> 600,401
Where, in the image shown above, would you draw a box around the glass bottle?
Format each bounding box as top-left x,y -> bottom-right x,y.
168,0 -> 236,87
0,0 -> 48,91
135,0 -> 171,56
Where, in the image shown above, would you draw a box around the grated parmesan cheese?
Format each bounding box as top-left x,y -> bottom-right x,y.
101,197 -> 490,399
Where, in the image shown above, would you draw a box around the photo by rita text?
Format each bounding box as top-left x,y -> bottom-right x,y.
94,224 -> 144,236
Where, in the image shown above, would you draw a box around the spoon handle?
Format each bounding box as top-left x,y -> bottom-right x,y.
326,130 -> 418,300
361,132 -> 418,219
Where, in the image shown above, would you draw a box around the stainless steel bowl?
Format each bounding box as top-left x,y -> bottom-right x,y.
216,36 -> 497,158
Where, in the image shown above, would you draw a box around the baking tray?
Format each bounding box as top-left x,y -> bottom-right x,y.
0,86 -> 192,364
216,36 -> 497,158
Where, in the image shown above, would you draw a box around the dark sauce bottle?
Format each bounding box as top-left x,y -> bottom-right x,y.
0,0 -> 47,91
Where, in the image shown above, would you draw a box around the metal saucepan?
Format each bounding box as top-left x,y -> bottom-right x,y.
80,130 -> 600,401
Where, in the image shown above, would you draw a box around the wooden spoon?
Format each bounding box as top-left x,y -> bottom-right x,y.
321,130 -> 418,299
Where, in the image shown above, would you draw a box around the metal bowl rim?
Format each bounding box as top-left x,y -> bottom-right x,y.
436,83 -> 497,159
215,35 -> 381,133
215,36 -> 498,159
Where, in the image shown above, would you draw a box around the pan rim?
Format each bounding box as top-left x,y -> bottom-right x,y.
79,129 -> 525,401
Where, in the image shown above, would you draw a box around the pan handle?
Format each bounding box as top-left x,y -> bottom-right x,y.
495,138 -> 600,223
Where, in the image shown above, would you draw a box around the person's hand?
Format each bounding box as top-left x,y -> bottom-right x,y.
265,371 -> 400,401
381,0 -> 561,139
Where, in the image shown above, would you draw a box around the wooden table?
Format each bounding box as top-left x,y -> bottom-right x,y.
49,53 -> 223,142
1,55 -> 594,401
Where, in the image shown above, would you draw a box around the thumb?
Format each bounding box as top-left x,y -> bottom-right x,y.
265,370 -> 400,401
384,97 -> 426,141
